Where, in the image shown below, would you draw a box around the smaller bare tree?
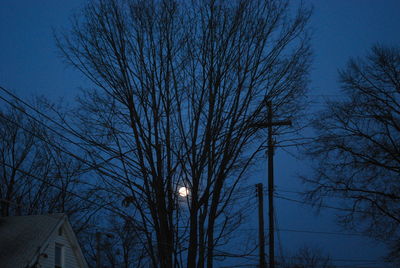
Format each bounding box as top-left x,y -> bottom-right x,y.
0,97 -> 96,234
282,246 -> 335,268
304,45 -> 400,262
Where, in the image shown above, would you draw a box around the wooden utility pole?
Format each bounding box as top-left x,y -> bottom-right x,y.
267,101 -> 275,268
96,231 -> 101,268
250,101 -> 291,268
256,183 -> 266,268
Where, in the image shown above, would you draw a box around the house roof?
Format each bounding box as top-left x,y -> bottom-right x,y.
0,213 -> 66,268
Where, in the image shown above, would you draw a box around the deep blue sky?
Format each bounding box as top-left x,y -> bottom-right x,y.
1,1 -> 400,266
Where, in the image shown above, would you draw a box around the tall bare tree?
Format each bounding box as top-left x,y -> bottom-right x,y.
304,45 -> 400,263
57,0 -> 311,266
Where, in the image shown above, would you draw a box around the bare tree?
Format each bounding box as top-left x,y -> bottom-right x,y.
103,214 -> 148,267
0,97 -> 96,235
281,246 -> 335,268
304,45 -> 400,262
57,0 -> 311,266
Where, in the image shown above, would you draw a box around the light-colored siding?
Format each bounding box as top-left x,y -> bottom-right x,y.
39,222 -> 82,268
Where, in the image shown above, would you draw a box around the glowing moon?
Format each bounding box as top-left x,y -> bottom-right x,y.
178,186 -> 189,197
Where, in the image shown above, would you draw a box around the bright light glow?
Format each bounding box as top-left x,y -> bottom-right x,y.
178,186 -> 189,197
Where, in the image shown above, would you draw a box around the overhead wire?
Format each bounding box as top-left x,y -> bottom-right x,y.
0,89 -> 272,261
233,185 -> 392,266
226,184 -> 381,237
0,86 -> 137,175
216,252 -> 392,267
207,182 -> 393,240
0,109 -> 139,201
0,89 -> 150,222
0,88 -> 268,233
240,184 -> 375,214
235,226 -> 371,238
274,193 -> 371,214
0,89 -> 144,195
0,159 -> 155,253
0,160 -> 134,221
0,87 -> 393,267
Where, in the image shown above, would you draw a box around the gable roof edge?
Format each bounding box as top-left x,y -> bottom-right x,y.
27,214 -> 89,268
26,214 -> 66,268
63,218 -> 89,268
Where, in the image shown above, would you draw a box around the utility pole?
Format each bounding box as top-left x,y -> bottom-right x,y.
96,231 -> 101,268
250,101 -> 291,268
256,183 -> 266,268
96,231 -> 114,268
267,101 -> 276,268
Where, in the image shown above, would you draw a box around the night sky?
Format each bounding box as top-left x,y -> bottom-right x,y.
1,1 -> 400,267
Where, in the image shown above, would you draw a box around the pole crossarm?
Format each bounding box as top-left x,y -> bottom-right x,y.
248,101 -> 292,268
249,120 -> 292,129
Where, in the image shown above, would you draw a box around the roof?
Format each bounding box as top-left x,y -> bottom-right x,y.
0,213 -> 66,268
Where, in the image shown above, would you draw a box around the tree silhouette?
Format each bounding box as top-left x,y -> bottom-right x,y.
305,45 -> 400,263
57,0 -> 311,266
282,246 -> 335,268
0,98 -> 95,233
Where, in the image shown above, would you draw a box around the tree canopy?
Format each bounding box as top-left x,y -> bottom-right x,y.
57,0 -> 311,266
305,45 -> 400,262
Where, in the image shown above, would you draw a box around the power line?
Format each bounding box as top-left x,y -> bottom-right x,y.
0,91 -> 268,259
275,187 -> 373,202
0,129 -> 390,268
0,86 -> 144,189
236,227 -> 368,238
0,110 -> 137,203
218,253 -> 392,267
0,96 -> 142,220
226,185 -> 392,231
0,87 -> 394,267
0,161 -> 133,221
0,86 -> 139,179
234,186 -> 386,239
0,157 -> 154,256
283,255 -> 391,265
0,95 -> 140,193
274,193 -> 370,214
276,228 -> 365,238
